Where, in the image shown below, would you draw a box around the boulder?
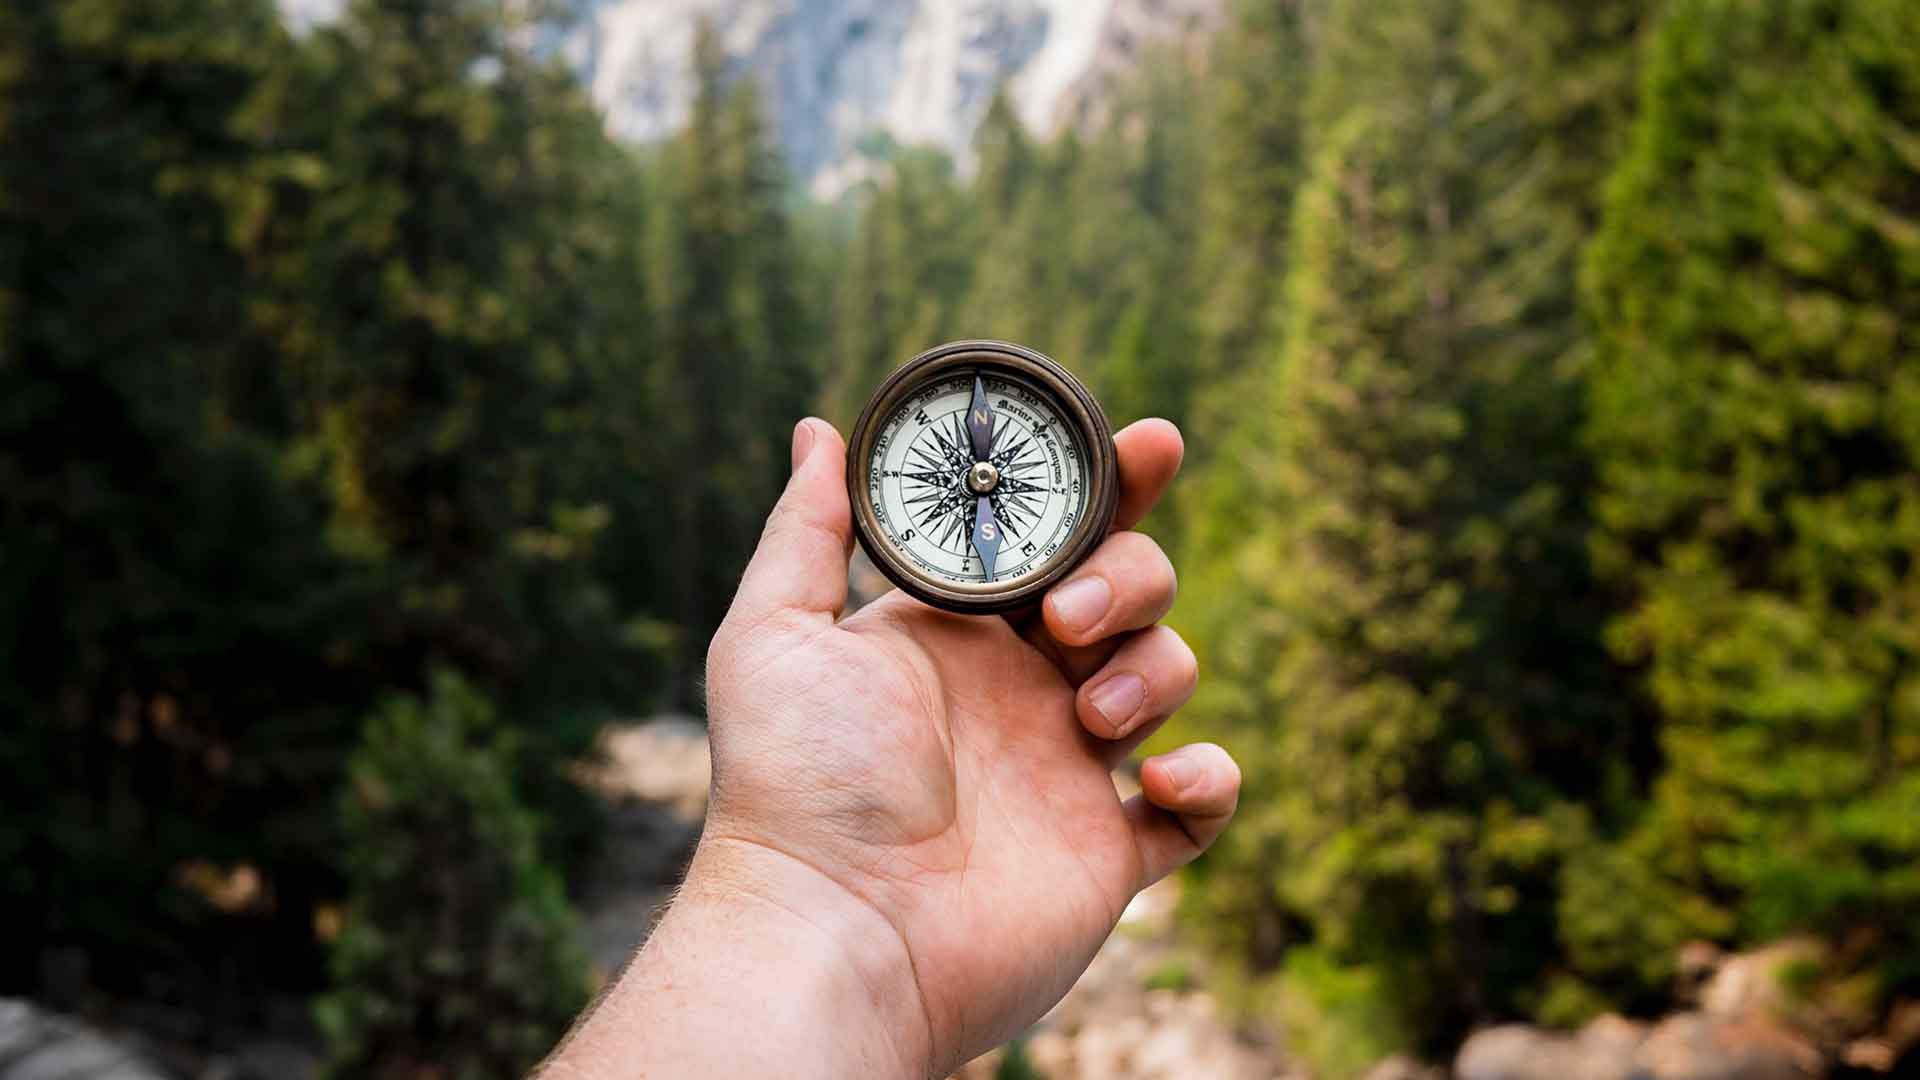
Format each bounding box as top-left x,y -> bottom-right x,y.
1363,1053 -> 1445,1080
1455,1016 -> 1647,1080
1457,1026 -> 1559,1080
1676,942 -> 1727,1007
1839,999 -> 1920,1075
1890,999 -> 1920,1057
1700,939 -> 1825,1021
200,1041 -> 321,1080
1630,1013 -> 1823,1080
0,999 -> 169,1080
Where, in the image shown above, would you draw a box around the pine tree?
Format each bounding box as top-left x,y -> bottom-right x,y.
1184,0 -> 1314,459
1072,60 -> 1205,436
286,0 -> 650,762
1171,1 -> 1319,795
315,672 -> 588,1079
822,148 -> 974,427
647,24 -> 817,704
973,89 -> 1036,232
955,107 -> 1072,348
953,61 -> 1204,442
1178,0 -> 1654,1061
0,0 -> 376,995
1581,0 -> 1920,999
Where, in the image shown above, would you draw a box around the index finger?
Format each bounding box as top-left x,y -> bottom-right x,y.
1111,419 -> 1184,532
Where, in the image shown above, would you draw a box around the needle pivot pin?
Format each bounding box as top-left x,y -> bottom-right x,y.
968,461 -> 1001,495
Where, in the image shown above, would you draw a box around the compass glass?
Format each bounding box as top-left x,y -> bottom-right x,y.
866,370 -> 1090,587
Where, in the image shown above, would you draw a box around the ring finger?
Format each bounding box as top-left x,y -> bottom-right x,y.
1076,625 -> 1198,766
1027,530 -> 1176,684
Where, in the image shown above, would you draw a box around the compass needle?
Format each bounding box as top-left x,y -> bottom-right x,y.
967,374 -> 995,463
971,496 -> 1002,583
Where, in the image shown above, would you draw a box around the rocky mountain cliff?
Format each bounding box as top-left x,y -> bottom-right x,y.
282,0 -> 1222,196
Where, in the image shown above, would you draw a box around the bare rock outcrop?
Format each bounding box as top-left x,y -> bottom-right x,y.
1631,1013 -> 1822,1080
1455,1015 -> 1647,1080
0,999 -> 168,1080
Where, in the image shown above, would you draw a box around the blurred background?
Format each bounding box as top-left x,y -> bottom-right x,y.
3,0 -> 1917,1077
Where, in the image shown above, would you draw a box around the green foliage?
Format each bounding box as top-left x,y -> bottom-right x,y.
13,0 -> 1920,1068
1175,0 -> 1654,1063
0,0 -> 377,992
1555,810 -> 1731,1002
955,69 -> 1205,438
315,672 -> 588,1079
289,0 -> 657,717
646,24 -> 819,702
822,147 -> 973,427
0,0 -> 809,1029
1582,0 -> 1920,1000
995,1039 -> 1044,1080
1183,0 -> 1311,460
1161,2 -> 1319,762
1142,957 -> 1197,993
1273,946 -> 1413,1079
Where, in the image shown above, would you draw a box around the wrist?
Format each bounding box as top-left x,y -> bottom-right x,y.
690,831 -> 934,1074
547,829 -> 932,1079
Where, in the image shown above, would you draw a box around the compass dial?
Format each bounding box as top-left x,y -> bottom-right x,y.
867,371 -> 1090,587
848,340 -> 1118,614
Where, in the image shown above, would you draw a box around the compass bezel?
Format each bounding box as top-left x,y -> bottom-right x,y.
846,340 -> 1119,615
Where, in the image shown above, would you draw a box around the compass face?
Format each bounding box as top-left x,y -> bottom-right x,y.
865,370 -> 1090,587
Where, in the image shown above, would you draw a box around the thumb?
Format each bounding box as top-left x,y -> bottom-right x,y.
727,418 -> 854,626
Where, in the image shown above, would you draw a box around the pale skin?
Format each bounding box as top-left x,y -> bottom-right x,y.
541,417 -> 1241,1080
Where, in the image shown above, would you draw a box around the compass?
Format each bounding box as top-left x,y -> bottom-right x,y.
846,340 -> 1120,614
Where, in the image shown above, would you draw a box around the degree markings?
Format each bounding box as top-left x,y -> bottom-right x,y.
871,373 -> 1089,585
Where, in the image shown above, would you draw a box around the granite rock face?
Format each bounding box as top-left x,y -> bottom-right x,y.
1455,1016 -> 1648,1080
1455,1011 -> 1827,1080
564,0 -> 1222,195
280,0 -> 1225,195
1631,1013 -> 1823,1080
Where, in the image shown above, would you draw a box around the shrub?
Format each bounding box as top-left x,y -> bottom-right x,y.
315,672 -> 589,1079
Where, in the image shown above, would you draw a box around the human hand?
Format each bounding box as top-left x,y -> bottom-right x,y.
545,417 -> 1239,1080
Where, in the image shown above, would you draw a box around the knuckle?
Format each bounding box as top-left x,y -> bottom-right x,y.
1153,552 -> 1179,612
1164,622 -> 1195,658
1103,531 -> 1178,614
1165,628 -> 1200,689
760,496 -> 807,543
1138,626 -> 1198,704
762,494 -> 844,552
709,605 -> 808,678
706,623 -> 742,680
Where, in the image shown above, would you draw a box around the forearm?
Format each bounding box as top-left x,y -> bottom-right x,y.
540,837 -> 932,1080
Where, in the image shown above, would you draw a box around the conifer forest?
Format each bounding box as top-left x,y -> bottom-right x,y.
3,0 -> 1919,1075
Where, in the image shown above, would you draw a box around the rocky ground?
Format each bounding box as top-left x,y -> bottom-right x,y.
0,1001 -> 167,1080
951,874 -> 1297,1080
1450,941 -> 1920,1080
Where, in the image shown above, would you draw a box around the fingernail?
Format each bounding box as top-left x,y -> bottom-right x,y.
1050,575 -> 1112,634
1086,672 -> 1146,735
791,419 -> 816,474
1159,754 -> 1199,795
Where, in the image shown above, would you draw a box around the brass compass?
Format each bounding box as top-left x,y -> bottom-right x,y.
846,341 -> 1119,614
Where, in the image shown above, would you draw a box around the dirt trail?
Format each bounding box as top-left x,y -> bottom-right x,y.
576,719 -> 1297,1080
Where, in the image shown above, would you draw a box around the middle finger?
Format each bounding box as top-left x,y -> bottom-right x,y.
1023,530 -> 1177,684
